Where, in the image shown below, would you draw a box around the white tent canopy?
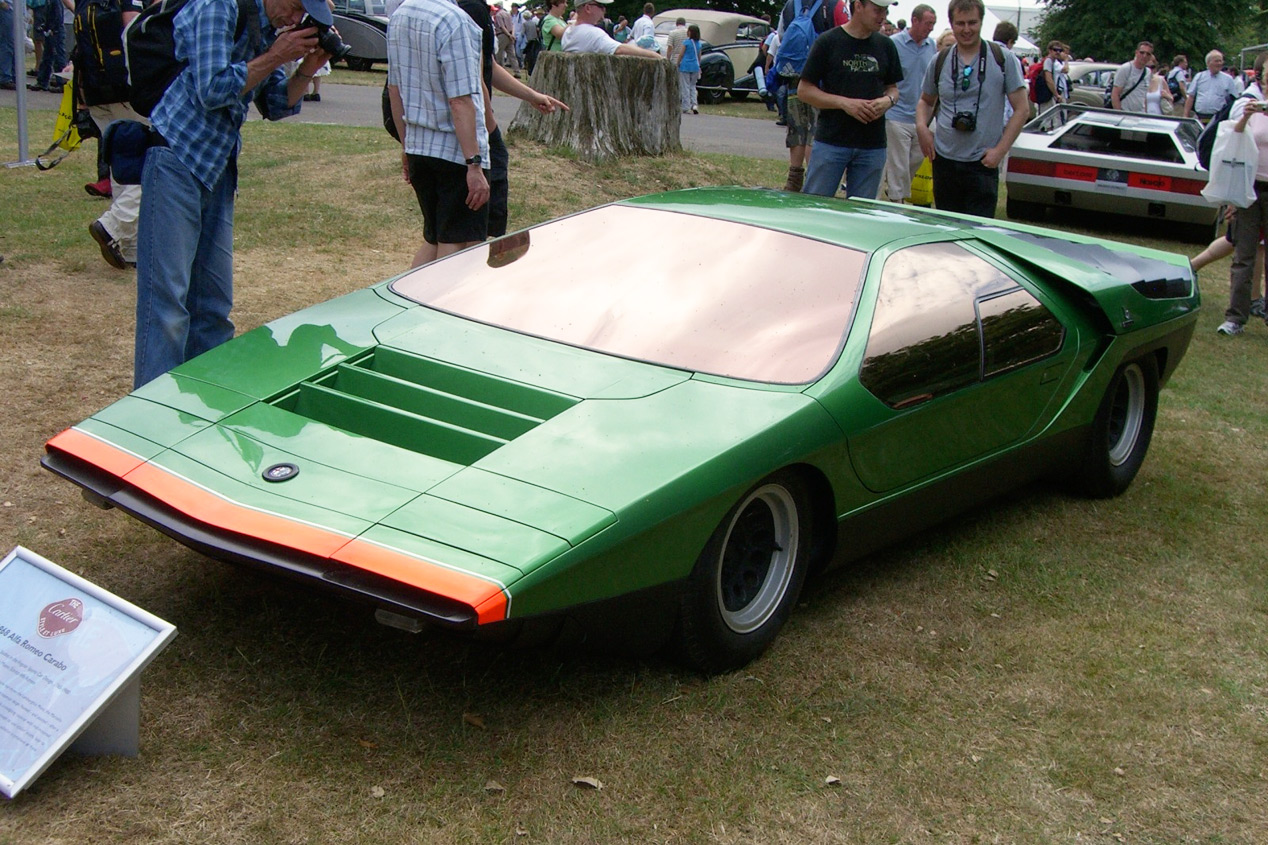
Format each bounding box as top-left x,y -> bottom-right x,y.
888,1 -> 1040,56
986,1 -> 1047,40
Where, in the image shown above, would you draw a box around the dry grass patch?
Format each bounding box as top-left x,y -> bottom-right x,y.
2,108 -> 1267,844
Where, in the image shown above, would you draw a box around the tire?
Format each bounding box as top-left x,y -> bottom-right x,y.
676,471 -> 812,674
346,57 -> 375,72
698,86 -> 727,105
1006,197 -> 1043,221
1074,356 -> 1159,498
729,90 -> 750,102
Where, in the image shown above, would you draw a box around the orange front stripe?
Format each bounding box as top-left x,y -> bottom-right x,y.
47,428 -> 147,478
124,462 -> 351,558
45,427 -> 510,623
332,539 -> 509,624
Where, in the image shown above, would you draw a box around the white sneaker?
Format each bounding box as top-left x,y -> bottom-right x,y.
1216,320 -> 1244,336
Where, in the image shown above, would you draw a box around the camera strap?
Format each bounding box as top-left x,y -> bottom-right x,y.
951,43 -> 988,118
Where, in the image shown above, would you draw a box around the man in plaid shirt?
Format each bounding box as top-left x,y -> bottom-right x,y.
387,0 -> 490,268
134,0 -> 332,388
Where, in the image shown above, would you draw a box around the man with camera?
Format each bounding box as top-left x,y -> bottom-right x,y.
133,0 -> 332,388
914,0 -> 1025,218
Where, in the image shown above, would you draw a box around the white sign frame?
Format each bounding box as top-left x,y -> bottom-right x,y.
0,546 -> 176,799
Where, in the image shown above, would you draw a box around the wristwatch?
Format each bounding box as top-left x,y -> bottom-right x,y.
887,94 -> 896,106
465,154 -> 483,167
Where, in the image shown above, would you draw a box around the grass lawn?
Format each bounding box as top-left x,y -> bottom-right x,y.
1,108 -> 1266,844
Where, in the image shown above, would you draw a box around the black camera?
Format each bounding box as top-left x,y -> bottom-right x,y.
299,15 -> 353,62
951,111 -> 977,132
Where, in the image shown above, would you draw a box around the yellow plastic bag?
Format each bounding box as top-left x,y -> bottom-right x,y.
36,83 -> 83,170
910,157 -> 933,207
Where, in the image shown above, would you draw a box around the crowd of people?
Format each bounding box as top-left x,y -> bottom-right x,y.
4,0 -> 1264,386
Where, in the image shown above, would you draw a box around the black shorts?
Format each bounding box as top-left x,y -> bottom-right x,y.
406,154 -> 489,245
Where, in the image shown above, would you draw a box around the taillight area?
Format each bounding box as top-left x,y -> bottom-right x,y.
1169,176 -> 1207,196
1007,157 -> 1055,177
1007,156 -> 1208,196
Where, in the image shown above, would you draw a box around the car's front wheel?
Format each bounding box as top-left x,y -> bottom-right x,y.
698,86 -> 727,105
676,471 -> 811,674
1074,356 -> 1159,498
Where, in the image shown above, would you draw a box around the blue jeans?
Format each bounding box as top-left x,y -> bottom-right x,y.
135,147 -> 237,388
802,142 -> 886,199
0,4 -> 15,86
33,1 -> 66,88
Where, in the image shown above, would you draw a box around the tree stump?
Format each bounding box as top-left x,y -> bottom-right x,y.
509,52 -> 681,163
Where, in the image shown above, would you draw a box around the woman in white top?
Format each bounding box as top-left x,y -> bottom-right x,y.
1145,60 -> 1174,114
1216,51 -> 1268,336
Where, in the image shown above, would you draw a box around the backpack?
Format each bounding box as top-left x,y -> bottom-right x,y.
125,0 -> 260,118
1197,92 -> 1255,170
775,0 -> 822,80
1027,60 -> 1051,105
1166,69 -> 1183,101
72,0 -> 130,106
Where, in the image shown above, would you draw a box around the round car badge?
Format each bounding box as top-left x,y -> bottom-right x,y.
263,462 -> 300,483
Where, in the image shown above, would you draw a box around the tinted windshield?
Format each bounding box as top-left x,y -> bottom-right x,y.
390,205 -> 865,384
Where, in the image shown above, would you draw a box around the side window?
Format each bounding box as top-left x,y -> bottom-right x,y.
979,288 -> 1065,377
860,242 -> 1063,408
347,0 -> 365,13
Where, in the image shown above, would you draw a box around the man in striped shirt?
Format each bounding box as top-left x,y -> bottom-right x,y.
387,0 -> 490,268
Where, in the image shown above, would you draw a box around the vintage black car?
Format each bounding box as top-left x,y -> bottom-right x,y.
653,10 -> 771,104
332,0 -> 389,71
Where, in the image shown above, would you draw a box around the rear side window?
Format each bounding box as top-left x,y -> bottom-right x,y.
1050,125 -> 1184,163
860,242 -> 1065,408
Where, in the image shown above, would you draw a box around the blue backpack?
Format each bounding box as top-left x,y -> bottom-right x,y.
776,0 -> 822,80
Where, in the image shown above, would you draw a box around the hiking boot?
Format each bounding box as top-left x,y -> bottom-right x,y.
1216,320 -> 1244,336
89,221 -> 128,270
784,165 -> 805,193
84,178 -> 113,199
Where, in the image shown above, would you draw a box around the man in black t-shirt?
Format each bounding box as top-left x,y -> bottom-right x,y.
797,0 -> 901,198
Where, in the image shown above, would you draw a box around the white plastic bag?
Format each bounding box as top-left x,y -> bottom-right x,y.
1202,121 -> 1258,208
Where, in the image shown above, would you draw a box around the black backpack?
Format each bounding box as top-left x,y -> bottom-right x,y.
73,0 -> 130,106
125,0 -> 260,118
1197,92 -> 1256,170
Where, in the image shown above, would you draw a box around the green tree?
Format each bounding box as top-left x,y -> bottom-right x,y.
1037,0 -> 1263,64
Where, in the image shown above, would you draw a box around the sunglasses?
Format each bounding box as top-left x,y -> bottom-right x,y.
961,64 -> 973,91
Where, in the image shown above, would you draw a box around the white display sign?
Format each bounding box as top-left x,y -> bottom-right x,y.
0,546 -> 175,799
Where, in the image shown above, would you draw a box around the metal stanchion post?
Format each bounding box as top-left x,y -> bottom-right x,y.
5,0 -> 35,168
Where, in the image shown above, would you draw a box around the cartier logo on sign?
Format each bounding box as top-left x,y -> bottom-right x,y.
38,598 -> 84,639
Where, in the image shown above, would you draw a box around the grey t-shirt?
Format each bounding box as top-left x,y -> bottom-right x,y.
1113,62 -> 1152,112
921,42 -> 1025,162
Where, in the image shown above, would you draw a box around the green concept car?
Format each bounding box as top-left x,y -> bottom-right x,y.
43,189 -> 1200,673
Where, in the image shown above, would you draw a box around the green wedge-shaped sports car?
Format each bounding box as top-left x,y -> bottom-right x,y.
42,188 -> 1200,673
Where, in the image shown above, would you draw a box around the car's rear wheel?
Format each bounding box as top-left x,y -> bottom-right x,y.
1073,356 -> 1159,498
676,471 -> 811,674
346,57 -> 375,72
730,90 -> 750,101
